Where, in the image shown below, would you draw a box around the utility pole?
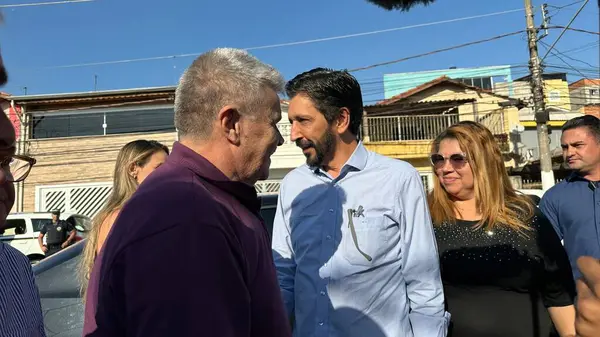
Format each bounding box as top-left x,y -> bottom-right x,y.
524,0 -> 555,190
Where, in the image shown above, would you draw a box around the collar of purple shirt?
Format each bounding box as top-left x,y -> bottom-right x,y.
169,141 -> 262,214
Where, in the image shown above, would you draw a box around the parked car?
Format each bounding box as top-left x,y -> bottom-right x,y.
32,194 -> 278,337
2,212 -> 91,264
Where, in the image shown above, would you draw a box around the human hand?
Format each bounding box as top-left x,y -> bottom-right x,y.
41,245 -> 48,253
575,256 -> 600,337
61,242 -> 68,249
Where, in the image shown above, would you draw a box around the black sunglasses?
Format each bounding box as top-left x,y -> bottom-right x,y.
429,153 -> 468,168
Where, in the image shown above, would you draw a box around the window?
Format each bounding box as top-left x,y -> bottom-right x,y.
32,113 -> 104,139
456,77 -> 493,90
590,89 -> 599,96
106,108 -> 175,134
548,90 -> 561,102
31,107 -> 176,139
31,218 -> 52,232
1,219 -> 27,236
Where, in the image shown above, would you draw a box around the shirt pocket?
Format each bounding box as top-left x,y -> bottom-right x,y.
342,216 -> 394,267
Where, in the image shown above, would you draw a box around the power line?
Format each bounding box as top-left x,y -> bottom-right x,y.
547,25 -> 600,35
0,0 -> 94,8
541,41 -> 598,68
38,8 -> 525,69
547,0 -> 586,10
347,30 -> 525,72
542,0 -> 591,61
541,41 -> 597,80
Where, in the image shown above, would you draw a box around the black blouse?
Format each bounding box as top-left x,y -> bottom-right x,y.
434,208 -> 575,337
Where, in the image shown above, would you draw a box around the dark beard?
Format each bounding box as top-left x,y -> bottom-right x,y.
296,130 -> 335,168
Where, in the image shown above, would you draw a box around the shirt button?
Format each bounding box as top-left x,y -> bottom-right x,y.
329,209 -> 334,213
320,291 -> 326,296
326,235 -> 332,240
319,322 -> 324,326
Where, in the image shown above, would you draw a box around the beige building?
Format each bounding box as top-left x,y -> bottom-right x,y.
569,78 -> 600,112
362,76 -> 521,189
494,73 -> 583,165
8,87 -> 303,218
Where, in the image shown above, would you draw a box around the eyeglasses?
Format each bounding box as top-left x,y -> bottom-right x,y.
429,153 -> 468,169
1,155 -> 36,183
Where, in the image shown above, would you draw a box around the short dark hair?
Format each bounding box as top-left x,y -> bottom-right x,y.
562,115 -> 600,142
285,68 -> 363,136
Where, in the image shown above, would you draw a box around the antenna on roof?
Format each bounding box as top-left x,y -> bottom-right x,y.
94,74 -> 98,91
21,86 -> 27,95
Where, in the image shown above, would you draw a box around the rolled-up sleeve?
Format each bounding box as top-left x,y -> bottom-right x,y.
271,184 -> 296,317
398,170 -> 450,337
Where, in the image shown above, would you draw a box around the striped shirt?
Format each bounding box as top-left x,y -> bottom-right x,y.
0,242 -> 46,337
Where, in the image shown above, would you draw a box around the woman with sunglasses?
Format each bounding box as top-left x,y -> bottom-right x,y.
428,121 -> 576,337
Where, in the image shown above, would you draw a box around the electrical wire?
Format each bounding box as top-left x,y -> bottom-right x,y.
0,0 -> 94,8
347,31 -> 525,72
37,8 -> 525,69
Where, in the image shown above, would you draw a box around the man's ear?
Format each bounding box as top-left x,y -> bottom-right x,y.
217,105 -> 242,145
335,107 -> 351,135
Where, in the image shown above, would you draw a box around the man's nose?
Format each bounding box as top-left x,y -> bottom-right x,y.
290,122 -> 301,143
565,146 -> 576,157
276,128 -> 284,147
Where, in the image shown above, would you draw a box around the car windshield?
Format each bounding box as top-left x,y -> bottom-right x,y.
67,215 -> 92,232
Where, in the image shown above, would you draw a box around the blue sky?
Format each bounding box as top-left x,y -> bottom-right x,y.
0,0 -> 598,101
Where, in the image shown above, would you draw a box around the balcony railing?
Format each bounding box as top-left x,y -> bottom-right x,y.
364,111 -> 505,142
366,114 -> 460,142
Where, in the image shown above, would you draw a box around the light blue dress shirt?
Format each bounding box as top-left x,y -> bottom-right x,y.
272,142 -> 450,337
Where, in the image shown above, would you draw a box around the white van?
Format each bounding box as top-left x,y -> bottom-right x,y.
2,212 -> 92,264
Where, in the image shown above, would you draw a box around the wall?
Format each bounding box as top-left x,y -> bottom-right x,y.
21,131 -> 177,212
518,127 -> 562,162
383,65 -> 513,99
583,105 -> 600,118
571,84 -> 600,111
495,79 -> 572,112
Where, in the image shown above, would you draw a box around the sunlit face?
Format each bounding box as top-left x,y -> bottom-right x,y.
238,88 -> 284,183
288,94 -> 336,167
135,150 -> 168,184
432,138 -> 475,200
561,127 -> 600,176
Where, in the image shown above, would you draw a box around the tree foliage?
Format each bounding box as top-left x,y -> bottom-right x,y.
366,0 -> 437,11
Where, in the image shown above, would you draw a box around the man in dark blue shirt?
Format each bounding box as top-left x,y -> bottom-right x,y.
38,209 -> 76,257
540,115 -> 600,280
83,48 -> 290,337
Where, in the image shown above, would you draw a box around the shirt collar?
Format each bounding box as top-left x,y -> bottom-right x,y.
566,171 -> 593,183
169,142 -> 261,213
311,141 -> 369,175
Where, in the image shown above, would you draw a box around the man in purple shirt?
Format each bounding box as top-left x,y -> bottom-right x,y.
83,48 -> 291,337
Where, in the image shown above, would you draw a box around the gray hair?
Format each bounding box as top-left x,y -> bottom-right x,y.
174,48 -> 285,139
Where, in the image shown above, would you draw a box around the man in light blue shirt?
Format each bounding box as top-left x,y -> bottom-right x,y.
272,68 -> 449,337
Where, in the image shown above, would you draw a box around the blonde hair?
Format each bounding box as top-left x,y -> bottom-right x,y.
427,121 -> 534,233
79,139 -> 169,300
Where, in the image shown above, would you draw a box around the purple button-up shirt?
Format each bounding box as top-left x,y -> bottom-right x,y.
83,142 -> 291,337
